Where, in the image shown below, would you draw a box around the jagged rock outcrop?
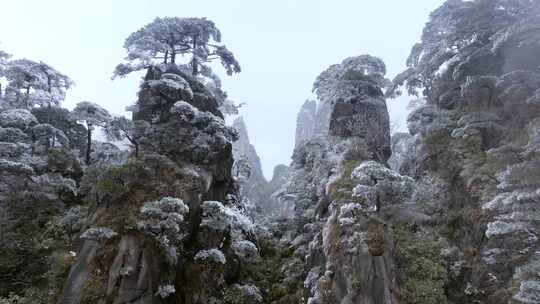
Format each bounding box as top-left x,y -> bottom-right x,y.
295,100 -> 317,148
57,66 -> 260,304
268,54 -> 409,304
233,117 -> 265,184
232,116 -> 289,219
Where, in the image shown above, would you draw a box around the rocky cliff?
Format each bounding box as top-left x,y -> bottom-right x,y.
2,2 -> 540,304
55,66 -> 263,304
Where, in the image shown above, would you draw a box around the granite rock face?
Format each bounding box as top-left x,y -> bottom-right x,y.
328,85 -> 391,162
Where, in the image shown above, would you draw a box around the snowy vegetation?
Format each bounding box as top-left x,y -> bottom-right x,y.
2,1 -> 540,304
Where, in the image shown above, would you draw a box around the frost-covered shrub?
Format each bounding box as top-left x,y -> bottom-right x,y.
231,240 -> 259,262
194,248 -> 226,265
485,221 -> 531,239
350,161 -> 414,212
224,284 -> 263,304
304,268 -> 323,304
80,227 -> 117,241
0,159 -> 34,175
90,142 -> 127,165
407,106 -> 452,137
0,142 -> 27,158
313,55 -> 387,102
171,101 -> 238,143
137,197 -> 189,264
147,73 -> 194,101
0,109 -> 38,129
200,200 -> 254,241
31,173 -> 78,197
30,123 -> 69,150
0,127 -> 28,143
155,284 -> 176,299
57,206 -> 86,237
200,200 -> 234,232
497,160 -> 540,191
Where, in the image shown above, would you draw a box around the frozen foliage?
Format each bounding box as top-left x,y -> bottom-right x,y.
103,116 -> 145,157
139,197 -> 189,221
138,197 -> 189,264
0,109 -> 37,129
114,17 -> 240,78
337,202 -> 364,225
230,284 -> 263,304
72,101 -> 112,164
389,0 -> 537,101
194,248 -> 226,264
388,132 -> 418,174
80,227 -> 118,241
0,159 -> 34,175
313,55 -> 388,103
200,200 -> 253,235
58,206 -> 86,236
0,142 -> 27,159
513,280 -> 540,304
147,73 -> 193,101
304,268 -> 323,304
497,160 -> 540,191
485,220 -> 531,238
90,142 -> 128,165
169,101 -> 238,153
30,123 -> 69,149
350,161 -> 414,212
31,173 -> 78,196
155,284 -> 176,298
2,59 -> 73,108
407,106 -> 452,136
0,127 -> 28,143
72,101 -> 112,128
231,240 -> 259,262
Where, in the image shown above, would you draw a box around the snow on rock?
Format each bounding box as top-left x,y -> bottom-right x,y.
513,280 -> 540,304
485,220 -> 530,238
80,227 -> 118,241
155,284 -> 176,298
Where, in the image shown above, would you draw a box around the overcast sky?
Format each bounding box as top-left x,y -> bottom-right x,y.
0,0 -> 444,179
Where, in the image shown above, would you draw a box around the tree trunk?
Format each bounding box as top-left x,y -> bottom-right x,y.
191,58 -> 198,76
25,86 -> 30,108
134,142 -> 139,158
191,36 -> 199,76
85,125 -> 92,165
